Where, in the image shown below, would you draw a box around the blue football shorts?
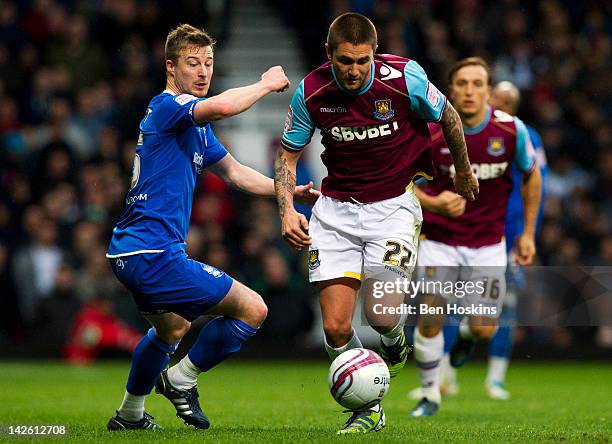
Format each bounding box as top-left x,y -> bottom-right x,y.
108,244 -> 233,321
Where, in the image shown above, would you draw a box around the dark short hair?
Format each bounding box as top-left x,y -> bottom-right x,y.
326,12 -> 377,53
165,24 -> 215,63
448,57 -> 492,85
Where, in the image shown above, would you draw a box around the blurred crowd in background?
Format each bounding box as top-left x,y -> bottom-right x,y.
0,0 -> 610,360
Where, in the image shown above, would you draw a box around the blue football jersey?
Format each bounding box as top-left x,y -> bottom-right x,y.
107,91 -> 228,257
504,124 -> 547,252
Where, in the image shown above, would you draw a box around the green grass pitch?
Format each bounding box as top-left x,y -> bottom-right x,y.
0,360 -> 610,443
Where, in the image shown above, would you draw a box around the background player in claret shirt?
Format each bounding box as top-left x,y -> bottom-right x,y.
433,81 -> 549,401
274,13 -> 478,434
410,81 -> 549,402
105,24 -> 317,431
409,58 -> 541,417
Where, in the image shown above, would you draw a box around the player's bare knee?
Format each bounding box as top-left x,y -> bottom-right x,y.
161,320 -> 191,343
249,297 -> 268,327
369,320 -> 399,336
324,321 -> 353,346
419,323 -> 442,338
236,291 -> 267,328
470,324 -> 496,340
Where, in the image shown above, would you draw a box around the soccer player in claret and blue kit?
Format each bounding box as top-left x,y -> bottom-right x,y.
422,81 -> 549,401
408,58 -> 542,417
274,13 -> 479,434
105,24 -> 318,431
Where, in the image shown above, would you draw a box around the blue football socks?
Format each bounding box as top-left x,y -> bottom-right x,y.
443,324 -> 459,354
126,328 -> 177,396
188,317 -> 257,372
489,324 -> 512,357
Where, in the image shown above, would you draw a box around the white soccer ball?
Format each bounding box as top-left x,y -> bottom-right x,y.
328,348 -> 390,410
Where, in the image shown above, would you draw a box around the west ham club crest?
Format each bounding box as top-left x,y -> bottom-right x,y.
487,137 -> 506,156
373,99 -> 395,120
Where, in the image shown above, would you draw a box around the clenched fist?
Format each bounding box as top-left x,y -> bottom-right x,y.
261,66 -> 290,93
453,169 -> 479,202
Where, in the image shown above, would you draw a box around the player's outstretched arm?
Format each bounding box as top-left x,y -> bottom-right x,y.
274,148 -> 311,250
516,165 -> 542,265
440,104 -> 479,201
209,153 -> 275,196
210,153 -> 320,204
193,66 -> 290,123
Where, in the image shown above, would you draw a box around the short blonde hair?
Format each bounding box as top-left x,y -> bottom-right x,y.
165,24 -> 215,63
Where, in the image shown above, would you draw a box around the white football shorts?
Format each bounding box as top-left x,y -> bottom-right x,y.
308,188 -> 422,284
415,239 -> 507,317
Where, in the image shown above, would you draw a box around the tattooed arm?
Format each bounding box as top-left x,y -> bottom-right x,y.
440,103 -> 479,201
274,148 -> 312,250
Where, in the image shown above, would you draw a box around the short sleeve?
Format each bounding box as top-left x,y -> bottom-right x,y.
527,125 -> 548,170
154,94 -> 205,131
404,60 -> 447,122
281,81 -> 315,151
202,125 -> 229,167
514,117 -> 537,173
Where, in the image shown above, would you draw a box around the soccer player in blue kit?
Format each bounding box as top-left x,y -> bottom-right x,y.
105,24 -> 318,431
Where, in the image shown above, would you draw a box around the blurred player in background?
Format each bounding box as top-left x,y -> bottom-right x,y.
275,13 -> 478,434
105,24 -> 317,431
409,58 -> 541,417
429,81 -> 549,401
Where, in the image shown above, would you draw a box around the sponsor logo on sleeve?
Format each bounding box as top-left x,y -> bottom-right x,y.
426,82 -> 441,108
201,263 -> 223,278
175,93 -> 197,106
193,151 -> 204,174
536,146 -> 547,167
525,138 -> 536,162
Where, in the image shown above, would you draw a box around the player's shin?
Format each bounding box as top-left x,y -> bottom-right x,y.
443,324 -> 459,353
187,317 -> 257,373
153,318 -> 255,431
126,328 -> 177,394
120,328 -> 178,420
325,328 -> 363,360
414,328 -> 443,404
487,305 -> 514,385
381,322 -> 404,346
362,279 -> 405,344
